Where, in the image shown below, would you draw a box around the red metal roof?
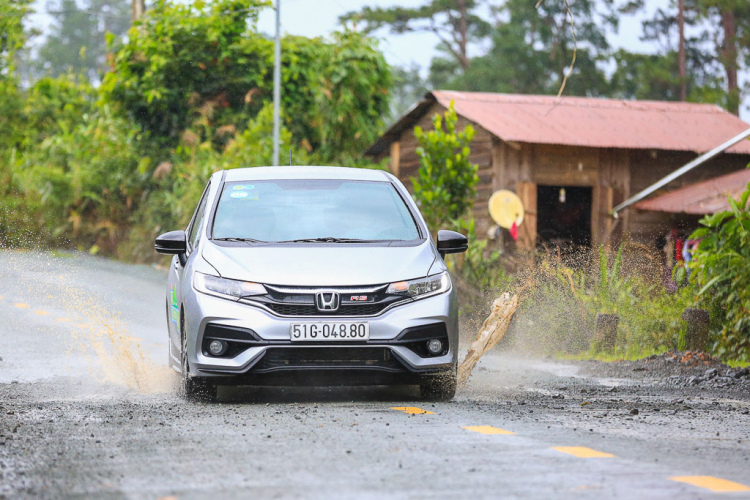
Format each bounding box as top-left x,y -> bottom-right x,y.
387,91 -> 750,155
634,169 -> 750,214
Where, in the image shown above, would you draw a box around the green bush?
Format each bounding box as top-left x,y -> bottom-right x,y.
12,101 -> 145,253
411,101 -> 479,236
687,182 -> 750,361
0,75 -> 132,250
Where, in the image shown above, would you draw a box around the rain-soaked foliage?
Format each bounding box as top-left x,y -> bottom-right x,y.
686,184 -> 750,360
1,0 -> 392,258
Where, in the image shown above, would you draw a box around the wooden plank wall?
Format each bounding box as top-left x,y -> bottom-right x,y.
390,103 -> 497,236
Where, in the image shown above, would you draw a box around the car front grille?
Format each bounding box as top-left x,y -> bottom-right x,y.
252,347 -> 405,373
262,303 -> 387,317
243,284 -> 409,317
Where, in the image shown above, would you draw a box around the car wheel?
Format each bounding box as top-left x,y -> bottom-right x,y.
179,310 -> 217,402
419,368 -> 457,401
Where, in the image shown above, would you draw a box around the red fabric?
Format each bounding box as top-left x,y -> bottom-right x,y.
675,238 -> 685,261
510,222 -> 519,241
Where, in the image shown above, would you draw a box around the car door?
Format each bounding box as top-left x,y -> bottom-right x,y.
167,181 -> 212,364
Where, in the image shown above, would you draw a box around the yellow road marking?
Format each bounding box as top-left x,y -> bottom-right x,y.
463,425 -> 515,435
56,317 -> 71,322
34,310 -> 50,316
14,303 -> 30,309
75,323 -> 90,329
391,407 -> 434,415
552,446 -> 614,458
670,476 -> 750,493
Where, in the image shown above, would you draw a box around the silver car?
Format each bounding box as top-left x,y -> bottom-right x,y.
155,166 -> 468,401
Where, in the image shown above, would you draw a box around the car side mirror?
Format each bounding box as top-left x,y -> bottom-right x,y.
437,230 -> 468,256
155,230 -> 187,256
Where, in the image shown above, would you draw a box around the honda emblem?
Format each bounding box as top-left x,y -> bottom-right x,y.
315,292 -> 340,312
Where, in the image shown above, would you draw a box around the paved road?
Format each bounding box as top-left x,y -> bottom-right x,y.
1,251 -> 749,499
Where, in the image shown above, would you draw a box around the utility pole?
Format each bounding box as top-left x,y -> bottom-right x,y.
272,0 -> 281,166
678,0 -> 686,101
131,0 -> 145,21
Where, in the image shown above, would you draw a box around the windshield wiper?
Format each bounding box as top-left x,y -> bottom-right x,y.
213,237 -> 267,243
275,237 -> 379,243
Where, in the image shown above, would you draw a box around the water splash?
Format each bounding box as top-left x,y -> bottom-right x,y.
67,296 -> 173,394
1,250 -> 173,393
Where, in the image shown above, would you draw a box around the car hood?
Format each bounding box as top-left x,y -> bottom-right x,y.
201,241 -> 437,286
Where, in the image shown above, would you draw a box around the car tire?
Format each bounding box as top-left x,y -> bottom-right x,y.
419,368 -> 457,401
179,310 -> 217,402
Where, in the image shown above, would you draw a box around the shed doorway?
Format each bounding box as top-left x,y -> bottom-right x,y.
536,185 -> 592,249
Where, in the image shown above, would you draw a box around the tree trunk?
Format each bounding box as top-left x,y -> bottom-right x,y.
131,0 -> 145,21
458,0 -> 469,70
720,9 -> 739,115
678,0 -> 687,101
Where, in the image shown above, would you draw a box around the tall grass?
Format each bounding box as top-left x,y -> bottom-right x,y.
455,245 -> 695,358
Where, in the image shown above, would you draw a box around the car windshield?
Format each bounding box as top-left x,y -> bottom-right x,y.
212,179 -> 420,243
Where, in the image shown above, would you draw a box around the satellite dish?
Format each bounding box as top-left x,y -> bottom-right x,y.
488,189 -> 525,229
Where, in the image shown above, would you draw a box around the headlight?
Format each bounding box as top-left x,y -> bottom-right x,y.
193,272 -> 266,301
386,271 -> 451,299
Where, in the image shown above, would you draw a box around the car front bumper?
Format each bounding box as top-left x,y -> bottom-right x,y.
183,285 -> 459,380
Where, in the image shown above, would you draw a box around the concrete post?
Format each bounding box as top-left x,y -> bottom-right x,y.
682,308 -> 709,351
593,313 -> 619,353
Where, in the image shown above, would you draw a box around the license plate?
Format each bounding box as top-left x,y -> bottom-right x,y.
290,322 -> 369,341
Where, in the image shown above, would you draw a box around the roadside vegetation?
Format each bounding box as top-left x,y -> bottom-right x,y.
1,0 -> 391,258
685,186 -> 750,360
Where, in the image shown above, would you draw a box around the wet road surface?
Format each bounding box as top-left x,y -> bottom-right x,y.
1,251 -> 749,499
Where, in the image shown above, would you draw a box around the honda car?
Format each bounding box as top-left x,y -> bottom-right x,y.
155,166 -> 468,401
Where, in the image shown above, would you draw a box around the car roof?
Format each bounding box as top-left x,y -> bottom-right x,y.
222,166 -> 392,182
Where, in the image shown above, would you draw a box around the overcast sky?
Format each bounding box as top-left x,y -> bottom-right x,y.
27,0 -> 749,118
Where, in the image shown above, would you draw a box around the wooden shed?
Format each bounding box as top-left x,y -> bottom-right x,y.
365,91 -> 750,249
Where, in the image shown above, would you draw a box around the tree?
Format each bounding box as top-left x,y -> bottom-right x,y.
340,0 -> 490,71
636,0 -> 750,114
313,31 -> 392,163
434,0 -> 619,97
678,0 -> 687,100
694,0 -> 750,115
411,101 -> 478,235
100,0 -> 270,145
609,48 -> 725,102
1,0 -> 34,150
0,0 -> 32,78
35,0 -> 131,82
101,0 -> 391,163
